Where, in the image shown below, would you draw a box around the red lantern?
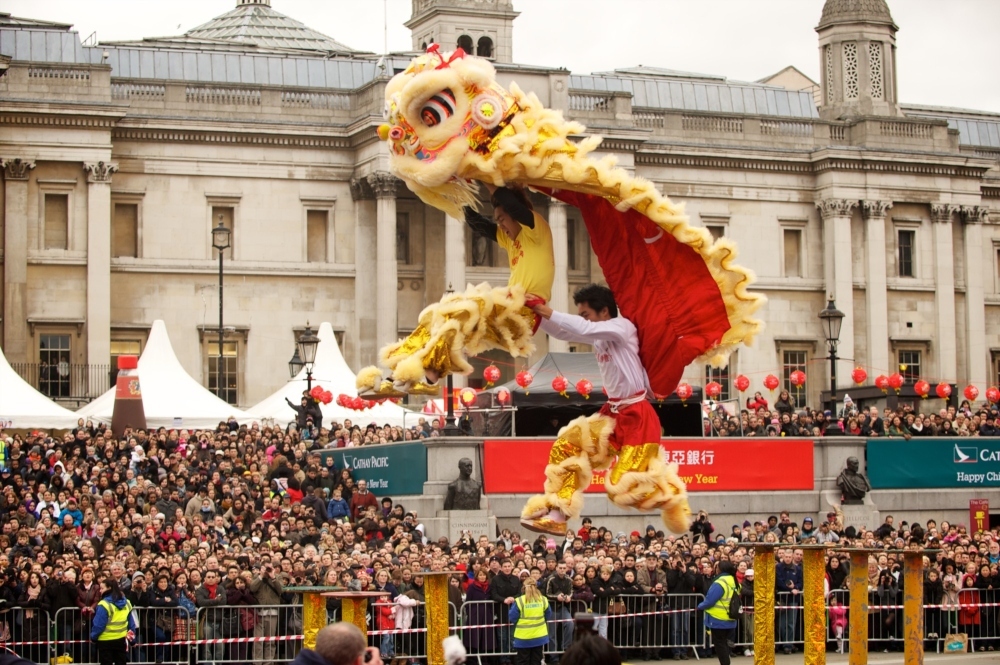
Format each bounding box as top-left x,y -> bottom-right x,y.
496,387 -> 511,405
551,375 -> 569,398
735,375 -> 750,393
575,379 -> 593,399
459,388 -> 477,408
705,381 -> 722,399
516,371 -> 533,389
875,375 -> 889,394
676,383 -> 693,404
964,385 -> 980,402
763,375 -> 779,392
987,387 -> 1000,405
310,385 -> 324,400
789,370 -> 806,388
336,394 -> 349,407
483,365 -> 501,387
350,397 -> 364,410
935,382 -> 952,400
888,373 -> 904,393
914,380 -> 930,399
322,391 -> 333,405
851,367 -> 868,386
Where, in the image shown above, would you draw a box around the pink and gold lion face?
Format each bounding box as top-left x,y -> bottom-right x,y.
378,45 -> 517,191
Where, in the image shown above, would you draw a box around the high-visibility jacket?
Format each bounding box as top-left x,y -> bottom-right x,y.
0,439 -> 6,471
704,575 -> 736,623
97,599 -> 133,641
513,595 -> 549,642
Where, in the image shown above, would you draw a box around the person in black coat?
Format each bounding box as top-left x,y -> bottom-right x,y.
667,556 -> 699,659
285,396 -> 323,433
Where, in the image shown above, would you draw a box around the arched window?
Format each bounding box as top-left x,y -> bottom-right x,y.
421,42 -> 427,51
457,35 -> 474,53
477,36 -> 493,58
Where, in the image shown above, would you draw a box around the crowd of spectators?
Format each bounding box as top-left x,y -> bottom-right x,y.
1,412 -> 999,664
706,390 -> 1000,438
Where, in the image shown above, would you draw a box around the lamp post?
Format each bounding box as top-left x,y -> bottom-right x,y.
818,297 -> 845,435
211,215 -> 231,400
442,283 -> 462,436
291,325 -> 320,392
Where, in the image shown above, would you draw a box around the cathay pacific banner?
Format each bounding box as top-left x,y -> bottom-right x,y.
319,443 -> 427,495
867,438 -> 1000,488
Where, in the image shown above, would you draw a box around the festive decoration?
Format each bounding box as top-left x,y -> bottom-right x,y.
516,370 -> 533,395
459,388 -> 477,408
964,385 -> 980,402
987,387 -> 1000,405
309,385 -> 324,401
735,375 -> 750,393
496,387 -> 511,406
676,383 -> 693,404
789,370 -> 806,388
851,367 -> 868,385
482,365 -> 501,387
913,380 -> 930,399
887,373 -> 904,393
321,390 -> 333,405
337,394 -> 380,411
551,375 -> 569,398
705,381 -> 723,399
935,382 -> 952,400
575,379 -> 593,399
875,375 -> 889,394
763,375 -> 780,392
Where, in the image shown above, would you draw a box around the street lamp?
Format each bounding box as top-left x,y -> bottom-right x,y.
211,215 -> 231,400
292,325 -> 320,391
442,283 -> 462,436
818,297 -> 845,435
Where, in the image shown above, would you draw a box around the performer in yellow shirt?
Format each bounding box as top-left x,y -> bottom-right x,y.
358,185 -> 553,397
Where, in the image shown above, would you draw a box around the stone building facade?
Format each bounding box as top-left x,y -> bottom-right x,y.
0,0 -> 997,409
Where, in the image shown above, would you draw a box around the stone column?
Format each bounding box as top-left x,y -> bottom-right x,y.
817,199 -> 857,382
444,214 -> 466,294
547,200 -> 569,352
2,158 -> 35,364
84,161 -> 117,377
931,204 -> 958,382
369,172 -> 398,355
962,206 -> 988,388
350,177 -> 377,368
862,200 -> 891,376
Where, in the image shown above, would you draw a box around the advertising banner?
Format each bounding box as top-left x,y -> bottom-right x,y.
970,499 -> 990,533
867,438 -> 1000,489
482,438 -> 814,493
319,442 -> 427,495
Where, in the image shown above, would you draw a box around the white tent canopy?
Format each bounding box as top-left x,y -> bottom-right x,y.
244,322 -> 414,428
0,344 -> 79,429
76,320 -> 249,429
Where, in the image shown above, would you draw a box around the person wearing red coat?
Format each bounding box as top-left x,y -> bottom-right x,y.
746,392 -> 768,412
349,480 -> 379,521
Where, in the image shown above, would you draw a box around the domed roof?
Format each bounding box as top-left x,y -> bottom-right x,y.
184,0 -> 356,54
818,0 -> 896,30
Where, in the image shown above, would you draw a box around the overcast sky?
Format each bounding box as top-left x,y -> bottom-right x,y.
4,0 -> 998,112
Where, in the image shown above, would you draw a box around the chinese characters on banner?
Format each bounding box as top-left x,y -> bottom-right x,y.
482,439 -> 814,493
970,499 -> 990,533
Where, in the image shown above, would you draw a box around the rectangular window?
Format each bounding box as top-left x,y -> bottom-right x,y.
898,229 -> 915,277
396,212 -> 410,264
212,206 -> 234,259
44,193 -> 69,250
898,350 -> 921,382
783,229 -> 802,277
112,203 -> 138,258
306,209 -> 328,263
39,333 -> 71,397
207,340 -> 239,406
782,350 -> 808,407
704,364 -> 731,402
110,339 -> 142,369
706,225 -> 725,241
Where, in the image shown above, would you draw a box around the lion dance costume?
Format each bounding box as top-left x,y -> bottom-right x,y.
369,44 -> 765,534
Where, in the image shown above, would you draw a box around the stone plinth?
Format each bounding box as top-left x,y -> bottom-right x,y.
443,509 -> 495,544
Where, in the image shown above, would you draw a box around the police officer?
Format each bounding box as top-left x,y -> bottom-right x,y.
696,561 -> 739,665
508,578 -> 553,665
90,579 -> 137,665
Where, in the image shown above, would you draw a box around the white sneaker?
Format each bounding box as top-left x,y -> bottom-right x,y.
743,649 -> 751,657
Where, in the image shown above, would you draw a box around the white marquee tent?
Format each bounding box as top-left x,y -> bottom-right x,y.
0,344 -> 79,429
76,320 -> 249,428
245,322 -> 414,428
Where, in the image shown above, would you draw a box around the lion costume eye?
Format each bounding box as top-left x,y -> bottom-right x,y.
419,88 -> 457,127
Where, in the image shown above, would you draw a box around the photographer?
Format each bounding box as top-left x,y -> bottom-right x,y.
690,511 -> 714,544
637,554 -> 667,660
666,550 -> 699,660
251,562 -> 284,665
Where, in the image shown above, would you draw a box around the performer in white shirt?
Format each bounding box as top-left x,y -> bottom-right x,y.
520,284 -> 691,537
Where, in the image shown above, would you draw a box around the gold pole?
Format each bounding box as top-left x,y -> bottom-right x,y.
901,551 -> 925,665
753,544 -> 776,665
319,591 -> 389,649
802,547 -> 827,665
423,571 -> 456,665
847,550 -> 871,665
302,590 -> 328,650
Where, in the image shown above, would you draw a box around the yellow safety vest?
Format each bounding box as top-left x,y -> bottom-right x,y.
97,599 -> 133,641
704,576 -> 736,623
513,595 -> 549,642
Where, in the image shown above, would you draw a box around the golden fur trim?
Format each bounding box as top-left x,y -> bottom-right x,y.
356,366 -> 383,392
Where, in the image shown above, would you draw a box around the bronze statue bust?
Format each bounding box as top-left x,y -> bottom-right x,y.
444,457 -> 482,510
837,456 -> 871,505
